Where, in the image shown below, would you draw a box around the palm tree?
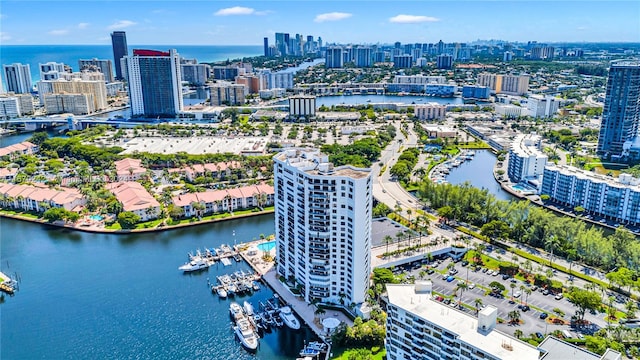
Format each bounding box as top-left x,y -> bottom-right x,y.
508,310 -> 521,325
455,282 -> 468,307
513,329 -> 523,339
474,298 -> 483,315
524,288 -> 532,306
395,231 -> 404,249
544,235 -> 561,266
510,283 -> 517,300
383,235 -> 393,256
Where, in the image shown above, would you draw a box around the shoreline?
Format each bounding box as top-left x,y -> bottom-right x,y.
0,209 -> 274,235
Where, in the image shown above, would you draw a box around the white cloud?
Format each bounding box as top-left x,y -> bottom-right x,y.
48,29 -> 69,36
215,6 -> 256,16
389,14 -> 440,24
576,26 -> 588,31
108,20 -> 136,30
0,32 -> 11,41
314,12 -> 352,23
77,22 -> 89,29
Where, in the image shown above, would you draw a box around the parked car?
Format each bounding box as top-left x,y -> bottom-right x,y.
514,291 -> 522,298
502,274 -> 510,280
535,332 -> 544,339
468,283 -> 475,290
481,268 -> 488,273
540,313 -> 549,319
555,293 -> 564,300
542,289 -> 550,296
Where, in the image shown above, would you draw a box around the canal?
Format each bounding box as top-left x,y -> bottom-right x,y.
445,149 -> 515,201
0,214 -> 320,359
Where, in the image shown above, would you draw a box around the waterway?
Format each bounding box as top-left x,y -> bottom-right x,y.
0,214 -> 320,359
445,149 -> 515,201
315,94 -> 463,108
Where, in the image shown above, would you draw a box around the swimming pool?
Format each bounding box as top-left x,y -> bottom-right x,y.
89,215 -> 104,221
511,184 -> 527,191
257,241 -> 276,252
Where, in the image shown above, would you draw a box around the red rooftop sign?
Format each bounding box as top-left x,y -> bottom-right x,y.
133,49 -> 170,57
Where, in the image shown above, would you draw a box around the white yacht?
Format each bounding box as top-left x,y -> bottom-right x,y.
279,306 -> 300,330
229,302 -> 243,320
234,317 -> 259,350
178,257 -> 208,272
243,301 -> 255,316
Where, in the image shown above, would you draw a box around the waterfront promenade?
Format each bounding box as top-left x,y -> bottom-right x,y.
239,240 -> 353,344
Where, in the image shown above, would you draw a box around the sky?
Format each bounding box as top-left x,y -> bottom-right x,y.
1,1 -> 639,45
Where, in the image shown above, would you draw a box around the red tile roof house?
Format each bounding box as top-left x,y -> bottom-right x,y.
168,161 -> 242,182
114,158 -> 147,182
0,167 -> 18,181
172,184 -> 274,218
106,182 -> 160,221
0,141 -> 39,160
0,183 -> 85,212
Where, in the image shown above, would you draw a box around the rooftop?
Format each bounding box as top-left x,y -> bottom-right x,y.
275,148 -> 370,179
545,163 -> 640,191
386,283 -> 541,360
538,336 -> 619,360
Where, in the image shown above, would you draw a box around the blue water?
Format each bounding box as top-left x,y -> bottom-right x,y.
257,241 -> 276,252
315,94 -> 463,107
0,214 -> 318,359
89,215 -> 104,221
0,45 -> 262,85
445,149 -> 514,201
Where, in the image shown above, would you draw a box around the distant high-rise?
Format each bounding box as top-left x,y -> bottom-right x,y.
263,37 -> 269,57
111,31 -> 128,80
597,60 -> 640,158
124,49 -> 183,117
39,62 -> 67,81
2,63 -> 32,94
325,47 -> 344,69
393,55 -> 413,69
436,54 -> 453,69
78,58 -> 114,83
354,47 -> 372,68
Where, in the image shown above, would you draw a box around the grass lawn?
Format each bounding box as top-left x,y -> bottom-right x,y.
106,222 -> 122,230
135,219 -> 163,229
331,346 -> 385,360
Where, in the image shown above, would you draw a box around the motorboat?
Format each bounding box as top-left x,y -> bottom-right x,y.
216,286 -> 227,299
279,306 -> 300,330
234,318 -> 259,351
227,283 -> 237,297
243,301 -> 255,316
178,257 -> 208,272
299,347 -> 320,357
251,281 -> 260,291
307,341 -> 327,351
229,302 -> 243,320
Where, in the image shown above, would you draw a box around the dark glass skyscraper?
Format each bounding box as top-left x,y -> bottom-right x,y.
111,31 -> 128,80
597,60 -> 640,159
263,37 -> 269,57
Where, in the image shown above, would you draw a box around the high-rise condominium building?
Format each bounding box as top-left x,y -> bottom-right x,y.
78,58 -> 114,83
3,63 -> 32,94
288,95 -> 316,117
325,47 -> 344,69
597,60 -> 640,159
39,62 -> 67,80
393,55 -> 413,69
111,31 -> 128,80
354,47 -> 372,68
477,73 -> 529,96
274,149 -> 372,305
124,49 -> 183,117
436,54 -> 453,69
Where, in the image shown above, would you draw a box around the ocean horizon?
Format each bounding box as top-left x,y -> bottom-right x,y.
1,44 -> 262,85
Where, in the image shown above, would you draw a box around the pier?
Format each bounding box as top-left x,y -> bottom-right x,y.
237,239 -> 354,360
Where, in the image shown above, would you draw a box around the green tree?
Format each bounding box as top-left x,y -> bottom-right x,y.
566,287 -> 601,321
117,211 -> 141,229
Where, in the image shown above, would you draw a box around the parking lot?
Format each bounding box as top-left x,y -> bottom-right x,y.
392,255 -> 606,338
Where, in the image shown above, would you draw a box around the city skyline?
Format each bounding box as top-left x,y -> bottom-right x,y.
1,1 -> 639,45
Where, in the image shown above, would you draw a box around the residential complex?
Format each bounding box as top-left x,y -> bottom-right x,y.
385,282 -> 541,360
596,60 -> 640,159
525,95 -> 560,118
0,94 -> 34,118
172,184 -> 274,217
43,93 -> 95,115
541,165 -> 640,225
37,77 -> 108,113
288,95 -> 316,117
78,58 -> 115,83
507,134 -> 547,185
39,62 -> 67,80
414,103 -> 447,121
3,63 -> 32,94
209,83 -> 245,106
477,73 -> 530,96
106,182 -> 160,221
385,282 -> 620,360
111,31 -> 128,80
124,49 -> 183,117
274,148 -> 372,305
